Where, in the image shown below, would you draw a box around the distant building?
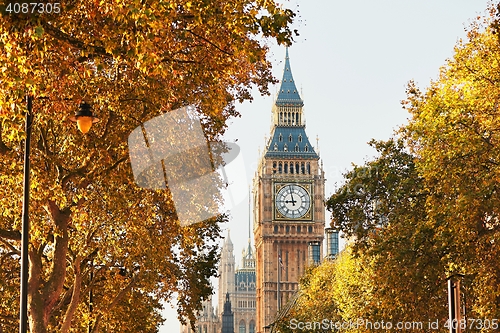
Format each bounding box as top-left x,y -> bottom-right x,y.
180,231 -> 256,333
233,240 -> 256,333
180,295 -> 219,333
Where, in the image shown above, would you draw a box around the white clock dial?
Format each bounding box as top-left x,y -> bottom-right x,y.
275,184 -> 311,219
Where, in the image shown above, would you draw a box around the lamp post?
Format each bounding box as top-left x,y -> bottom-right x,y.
20,97 -> 99,333
447,274 -> 465,333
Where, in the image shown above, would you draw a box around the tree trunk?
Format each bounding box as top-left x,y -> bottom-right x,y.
28,201 -> 72,333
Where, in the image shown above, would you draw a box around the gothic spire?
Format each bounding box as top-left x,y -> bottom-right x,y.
276,47 -> 303,106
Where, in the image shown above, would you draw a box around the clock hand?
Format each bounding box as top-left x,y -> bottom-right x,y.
288,185 -> 297,206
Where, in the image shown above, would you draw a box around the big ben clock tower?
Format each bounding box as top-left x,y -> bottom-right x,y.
253,49 -> 325,333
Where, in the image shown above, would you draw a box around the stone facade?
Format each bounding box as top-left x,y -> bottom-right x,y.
253,48 -> 326,333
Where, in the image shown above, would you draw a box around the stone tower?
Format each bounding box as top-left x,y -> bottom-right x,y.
218,230 -> 236,314
253,48 -> 325,333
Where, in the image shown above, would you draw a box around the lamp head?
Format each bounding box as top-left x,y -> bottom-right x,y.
69,102 -> 99,134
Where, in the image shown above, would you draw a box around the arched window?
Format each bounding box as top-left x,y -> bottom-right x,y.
304,144 -> 309,152
279,133 -> 283,142
289,134 -> 292,142
295,162 -> 300,174
283,144 -> 288,152
239,320 -> 246,333
301,162 -> 305,174
298,134 -> 302,142
296,113 -> 299,124
290,162 -> 294,174
306,162 -> 310,174
284,162 -> 288,173
278,162 -> 282,173
274,143 -> 278,151
273,161 -> 277,174
294,144 -> 299,152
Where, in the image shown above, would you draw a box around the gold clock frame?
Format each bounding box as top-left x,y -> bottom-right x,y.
273,182 -> 313,221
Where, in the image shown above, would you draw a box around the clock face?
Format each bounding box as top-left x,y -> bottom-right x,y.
275,184 -> 311,219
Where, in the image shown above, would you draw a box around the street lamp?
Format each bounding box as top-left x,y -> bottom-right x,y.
69,101 -> 100,134
20,97 -> 99,333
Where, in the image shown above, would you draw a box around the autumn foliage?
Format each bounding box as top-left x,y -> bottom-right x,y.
0,1 -> 297,332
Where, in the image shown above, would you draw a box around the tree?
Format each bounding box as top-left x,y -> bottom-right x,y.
272,248 -> 372,333
403,5 -> 500,320
326,139 -> 447,331
0,1 -> 298,332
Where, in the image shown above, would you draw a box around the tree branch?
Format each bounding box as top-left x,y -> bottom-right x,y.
61,257 -> 82,333
0,237 -> 18,254
90,275 -> 138,333
41,22 -> 113,59
0,228 -> 21,241
185,29 -> 233,56
0,126 -> 11,155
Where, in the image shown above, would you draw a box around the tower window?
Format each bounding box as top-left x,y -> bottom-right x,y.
304,144 -> 309,152
294,144 -> 299,152
298,134 -> 302,142
301,162 -> 305,174
284,162 -> 288,173
273,161 -> 277,174
290,162 -> 294,174
274,143 -> 278,151
289,134 -> 292,142
279,133 -> 283,142
296,162 -> 299,174
283,144 -> 288,152
278,162 -> 282,173
307,162 -> 310,174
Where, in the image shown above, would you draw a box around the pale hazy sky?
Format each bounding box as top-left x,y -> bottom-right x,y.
161,1 -> 491,330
